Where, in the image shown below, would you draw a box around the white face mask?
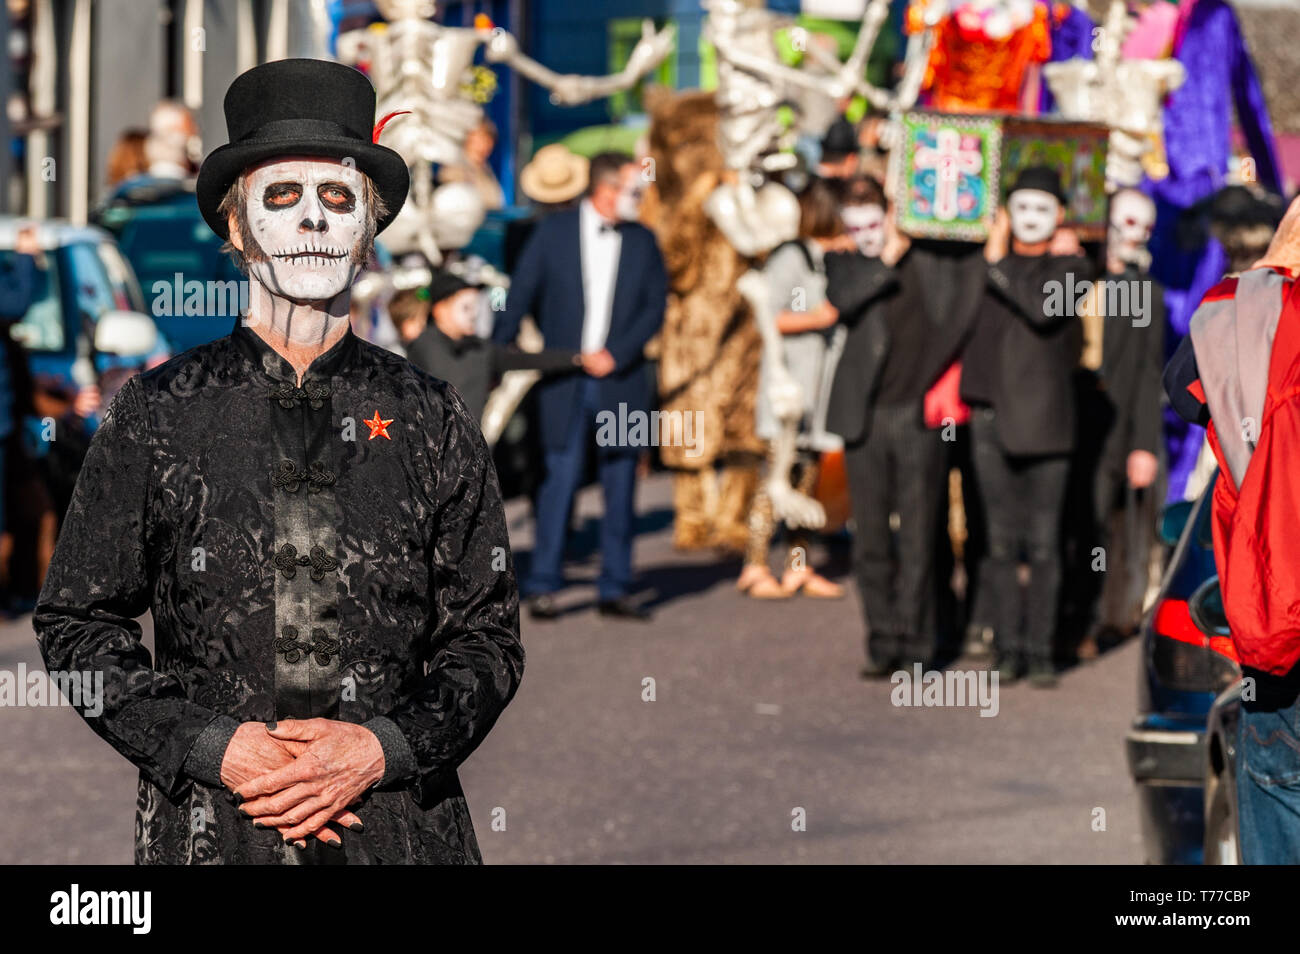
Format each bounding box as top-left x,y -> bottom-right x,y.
1007,188 -> 1061,246
841,203 -> 886,258
242,158 -> 368,302
1108,189 -> 1156,265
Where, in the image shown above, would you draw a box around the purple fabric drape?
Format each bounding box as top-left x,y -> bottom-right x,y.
1038,2 -> 1095,114
1143,0 -> 1280,500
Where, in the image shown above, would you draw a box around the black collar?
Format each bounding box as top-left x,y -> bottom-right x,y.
231,320 -> 360,385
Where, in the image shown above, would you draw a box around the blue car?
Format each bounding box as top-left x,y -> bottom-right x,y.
0,217 -> 157,392
1127,474 -> 1242,863
93,177 -> 242,354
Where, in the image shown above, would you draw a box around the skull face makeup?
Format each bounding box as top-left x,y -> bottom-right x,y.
1007,188 -> 1061,246
841,203 -> 886,258
239,158 -> 370,303
1108,188 -> 1156,267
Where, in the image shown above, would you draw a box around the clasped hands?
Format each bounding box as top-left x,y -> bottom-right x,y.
219,719 -> 386,850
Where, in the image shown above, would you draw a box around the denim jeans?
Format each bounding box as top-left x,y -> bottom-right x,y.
1237,690 -> 1300,864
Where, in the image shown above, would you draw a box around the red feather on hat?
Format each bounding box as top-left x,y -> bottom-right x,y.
372,110 -> 411,143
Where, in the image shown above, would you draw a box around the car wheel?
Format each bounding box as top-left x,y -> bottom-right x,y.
1204,770 -> 1239,865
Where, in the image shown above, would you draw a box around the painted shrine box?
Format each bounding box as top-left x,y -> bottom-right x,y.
889,111 -> 1110,242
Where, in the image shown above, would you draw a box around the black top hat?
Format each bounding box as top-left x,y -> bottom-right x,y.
1006,165 -> 1065,203
196,58 -> 409,240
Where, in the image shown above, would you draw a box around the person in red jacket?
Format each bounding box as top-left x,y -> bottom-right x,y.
1165,194 -> 1300,864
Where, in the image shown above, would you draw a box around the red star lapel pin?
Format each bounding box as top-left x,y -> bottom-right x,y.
363,410 -> 394,440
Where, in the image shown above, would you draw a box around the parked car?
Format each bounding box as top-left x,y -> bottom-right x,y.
1203,641 -> 1242,864
0,216 -> 158,392
1126,473 -> 1242,863
93,176 -> 241,354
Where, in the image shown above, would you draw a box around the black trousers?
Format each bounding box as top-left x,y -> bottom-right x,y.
970,408 -> 1069,664
845,402 -> 944,666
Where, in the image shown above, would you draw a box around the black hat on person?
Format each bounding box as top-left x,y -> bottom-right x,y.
820,118 -> 859,161
427,268 -> 477,308
196,58 -> 410,240
1006,165 -> 1065,203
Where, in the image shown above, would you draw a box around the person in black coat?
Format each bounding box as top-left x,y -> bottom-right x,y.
960,166 -> 1090,687
34,59 -> 524,864
1064,189 -> 1166,656
826,177 -> 986,674
403,269 -> 581,422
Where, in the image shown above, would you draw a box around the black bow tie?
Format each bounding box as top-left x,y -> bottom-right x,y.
599,222 -> 620,234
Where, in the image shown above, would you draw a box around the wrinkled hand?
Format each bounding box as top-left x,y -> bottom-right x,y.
1127,449 -> 1159,489
581,348 -> 616,378
233,719 -> 385,847
221,722 -> 364,848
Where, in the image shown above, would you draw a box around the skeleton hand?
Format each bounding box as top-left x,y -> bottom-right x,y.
877,118 -> 902,153
548,75 -> 596,106
767,478 -> 826,531
767,367 -> 805,423
624,20 -> 676,78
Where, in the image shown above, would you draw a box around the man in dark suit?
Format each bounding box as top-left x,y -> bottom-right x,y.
493,152 -> 667,621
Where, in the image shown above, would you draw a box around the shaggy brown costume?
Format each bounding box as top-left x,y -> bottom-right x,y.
641,87 -> 764,552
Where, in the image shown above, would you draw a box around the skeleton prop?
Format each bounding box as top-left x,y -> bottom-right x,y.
1043,0 -> 1185,189
339,0 -> 675,265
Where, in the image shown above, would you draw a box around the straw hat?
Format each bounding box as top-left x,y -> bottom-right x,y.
519,144 -> 589,204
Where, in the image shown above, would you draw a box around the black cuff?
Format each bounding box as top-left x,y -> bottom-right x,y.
363,716 -> 418,786
182,715 -> 240,787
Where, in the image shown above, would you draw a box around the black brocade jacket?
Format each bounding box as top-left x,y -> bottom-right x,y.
33,324 -> 524,864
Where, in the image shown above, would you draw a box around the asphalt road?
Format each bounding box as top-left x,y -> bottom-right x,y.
1,473 -> 1144,864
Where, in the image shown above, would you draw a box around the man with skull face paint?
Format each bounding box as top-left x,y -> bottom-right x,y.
35,59 -> 523,864
960,166 -> 1091,687
1063,189 -> 1165,658
826,176 -> 988,675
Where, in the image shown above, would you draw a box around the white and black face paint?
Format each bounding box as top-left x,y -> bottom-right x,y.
842,203 -> 886,258
243,158 -> 368,302
1007,188 -> 1061,245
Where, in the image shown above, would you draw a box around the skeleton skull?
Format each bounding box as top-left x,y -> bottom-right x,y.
1108,188 -> 1156,268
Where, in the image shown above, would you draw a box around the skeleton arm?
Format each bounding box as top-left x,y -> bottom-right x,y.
735,269 -> 826,531
483,20 -> 676,106
799,0 -> 896,110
